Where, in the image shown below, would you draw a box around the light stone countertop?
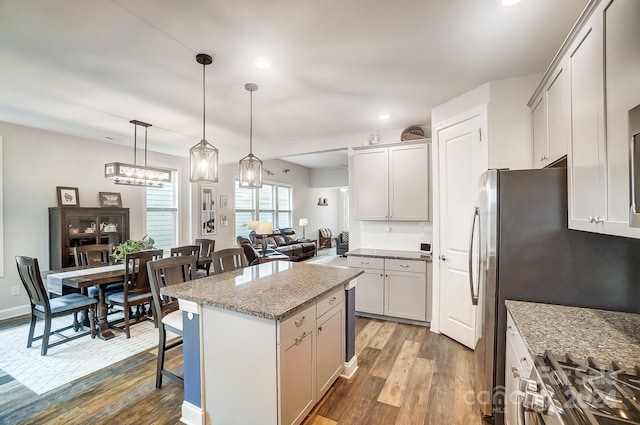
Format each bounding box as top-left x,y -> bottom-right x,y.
162,261 -> 363,320
506,300 -> 640,372
346,248 -> 432,261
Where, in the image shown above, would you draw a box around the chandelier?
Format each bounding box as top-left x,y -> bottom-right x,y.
104,120 -> 172,187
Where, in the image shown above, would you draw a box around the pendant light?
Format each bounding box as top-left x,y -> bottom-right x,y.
104,119 -> 172,187
189,53 -> 219,183
238,83 -> 263,188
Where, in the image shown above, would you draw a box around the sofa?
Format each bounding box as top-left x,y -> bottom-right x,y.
334,231 -> 349,257
251,228 -> 317,261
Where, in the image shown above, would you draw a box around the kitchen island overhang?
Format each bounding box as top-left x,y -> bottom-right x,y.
161,261 -> 363,425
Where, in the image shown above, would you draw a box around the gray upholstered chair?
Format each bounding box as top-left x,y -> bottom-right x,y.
334,231 -> 349,257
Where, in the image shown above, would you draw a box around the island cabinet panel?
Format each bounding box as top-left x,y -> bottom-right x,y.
316,288 -> 345,399
200,288 -> 346,425
504,311 -> 533,425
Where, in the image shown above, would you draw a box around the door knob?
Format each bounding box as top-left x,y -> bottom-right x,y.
440,255 -> 447,261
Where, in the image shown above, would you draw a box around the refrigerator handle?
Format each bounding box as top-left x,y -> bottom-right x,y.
468,206 -> 480,306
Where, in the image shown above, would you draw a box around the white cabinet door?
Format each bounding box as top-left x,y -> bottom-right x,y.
546,64 -> 568,164
389,143 -> 430,220
354,268 -> 385,315
504,312 -> 534,425
603,0 -> 640,238
354,148 -> 388,220
316,305 -> 344,399
279,330 -> 315,425
567,11 -> 606,232
385,270 -> 427,321
531,94 -> 547,168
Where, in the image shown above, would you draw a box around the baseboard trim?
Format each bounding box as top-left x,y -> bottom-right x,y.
180,400 -> 203,425
0,304 -> 30,322
340,355 -> 358,379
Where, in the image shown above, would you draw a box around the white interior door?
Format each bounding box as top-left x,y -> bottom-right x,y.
437,112 -> 486,349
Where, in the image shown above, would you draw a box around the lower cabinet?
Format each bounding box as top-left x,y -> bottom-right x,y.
348,255 -> 430,323
278,286 -> 345,425
504,310 -> 533,425
280,325 -> 315,425
202,285 -> 346,425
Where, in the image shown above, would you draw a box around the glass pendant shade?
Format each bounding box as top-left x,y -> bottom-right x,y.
189,53 -> 218,183
239,153 -> 263,188
238,82 -> 263,188
190,139 -> 219,183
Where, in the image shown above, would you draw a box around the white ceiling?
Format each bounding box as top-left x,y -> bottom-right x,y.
0,0 -> 588,167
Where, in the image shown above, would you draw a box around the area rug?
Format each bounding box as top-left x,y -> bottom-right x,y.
0,317 -> 173,395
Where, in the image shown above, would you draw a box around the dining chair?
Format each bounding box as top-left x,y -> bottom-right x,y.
73,244 -> 122,298
105,249 -> 163,338
195,238 -> 215,276
147,255 -> 197,388
211,248 -> 247,274
73,244 -> 114,267
15,256 -> 97,355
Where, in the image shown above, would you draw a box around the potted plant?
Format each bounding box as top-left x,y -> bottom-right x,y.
112,235 -> 156,263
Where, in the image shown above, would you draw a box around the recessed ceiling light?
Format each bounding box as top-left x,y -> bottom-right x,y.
378,113 -> 390,120
502,0 -> 522,5
255,57 -> 271,69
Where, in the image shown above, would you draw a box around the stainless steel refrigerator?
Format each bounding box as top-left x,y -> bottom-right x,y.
472,167 -> 640,425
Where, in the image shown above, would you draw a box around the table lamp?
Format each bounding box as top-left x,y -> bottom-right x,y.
256,221 -> 273,257
299,218 -> 309,238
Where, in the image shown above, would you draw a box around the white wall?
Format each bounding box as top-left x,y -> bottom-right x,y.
310,167 -> 348,188
488,74 -> 542,170
0,121 -> 190,320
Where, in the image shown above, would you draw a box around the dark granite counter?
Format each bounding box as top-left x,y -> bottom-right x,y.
506,300 -> 640,372
347,248 -> 432,261
162,261 -> 363,320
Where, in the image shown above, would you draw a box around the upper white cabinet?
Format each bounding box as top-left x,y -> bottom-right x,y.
531,0 -> 640,238
353,140 -> 431,221
531,63 -> 568,168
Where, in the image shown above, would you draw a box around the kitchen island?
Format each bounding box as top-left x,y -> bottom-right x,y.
162,261 -> 363,425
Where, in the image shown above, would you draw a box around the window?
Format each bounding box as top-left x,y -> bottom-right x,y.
146,174 -> 177,250
234,180 -> 293,238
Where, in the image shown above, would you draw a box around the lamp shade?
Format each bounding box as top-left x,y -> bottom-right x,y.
248,221 -> 259,230
299,218 -> 309,227
256,221 -> 273,235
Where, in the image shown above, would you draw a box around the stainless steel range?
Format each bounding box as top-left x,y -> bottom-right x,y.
521,351 -> 640,425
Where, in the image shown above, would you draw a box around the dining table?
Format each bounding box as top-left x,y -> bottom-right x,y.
45,264 -> 126,340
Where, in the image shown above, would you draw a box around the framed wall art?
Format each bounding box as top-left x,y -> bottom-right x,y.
200,185 -> 217,236
98,192 -> 122,208
57,186 -> 79,207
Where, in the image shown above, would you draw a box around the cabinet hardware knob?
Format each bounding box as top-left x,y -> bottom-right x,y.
511,366 -> 520,378
400,264 -> 410,268
318,326 -> 323,332
295,316 -> 305,327
361,261 -> 370,265
439,255 -> 447,261
295,332 -> 307,345
329,296 -> 336,304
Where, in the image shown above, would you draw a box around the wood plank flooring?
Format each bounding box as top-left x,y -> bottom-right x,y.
0,316 -> 483,425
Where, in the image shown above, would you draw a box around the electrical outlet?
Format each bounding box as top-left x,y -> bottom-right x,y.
11,285 -> 20,296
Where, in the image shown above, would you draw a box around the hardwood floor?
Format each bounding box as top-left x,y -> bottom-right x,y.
0,316 -> 483,425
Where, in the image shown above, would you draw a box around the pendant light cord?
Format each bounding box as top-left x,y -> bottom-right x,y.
202,62 -> 206,141
249,89 -> 253,154
133,123 -> 137,165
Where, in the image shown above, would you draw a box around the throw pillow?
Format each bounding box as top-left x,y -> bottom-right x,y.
284,235 -> 297,244
342,231 -> 349,243
273,236 -> 286,246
